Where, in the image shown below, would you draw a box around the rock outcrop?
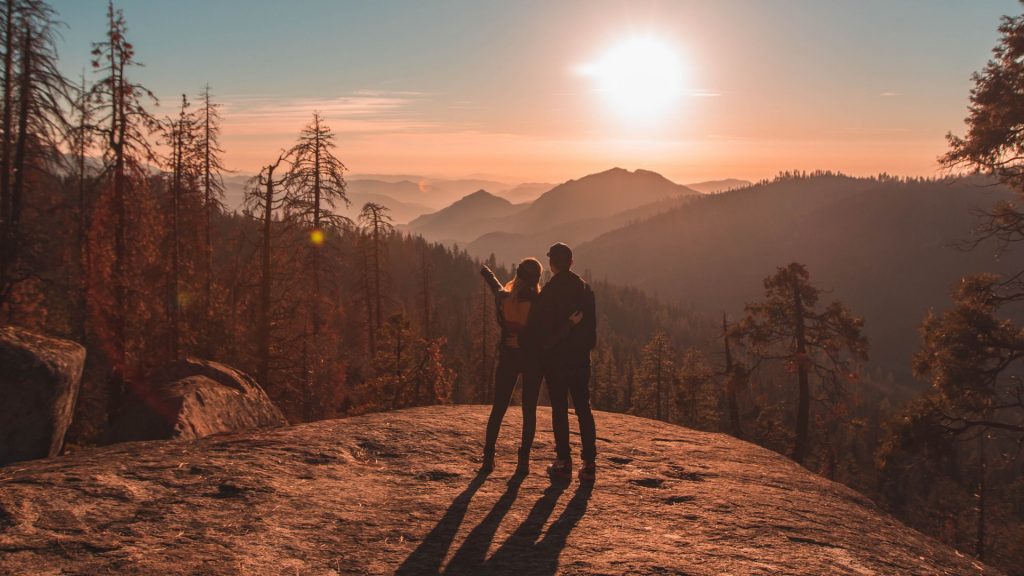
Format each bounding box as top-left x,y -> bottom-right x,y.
109,357 -> 286,443
0,326 -> 85,466
0,406 -> 1002,575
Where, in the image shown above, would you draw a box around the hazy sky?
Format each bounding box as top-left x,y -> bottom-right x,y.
50,0 -> 1019,183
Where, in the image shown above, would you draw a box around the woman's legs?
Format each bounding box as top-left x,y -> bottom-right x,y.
484,351 -> 521,459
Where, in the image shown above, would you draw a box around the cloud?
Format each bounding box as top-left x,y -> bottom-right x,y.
879,92 -> 901,97
219,91 -> 439,137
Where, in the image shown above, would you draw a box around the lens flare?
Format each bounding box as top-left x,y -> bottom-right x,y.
310,229 -> 325,246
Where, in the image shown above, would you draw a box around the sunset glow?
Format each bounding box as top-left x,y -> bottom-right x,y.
579,37 -> 687,123
48,1 -> 1019,183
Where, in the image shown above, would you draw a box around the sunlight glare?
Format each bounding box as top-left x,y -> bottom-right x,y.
579,37 -> 687,123
310,229 -> 325,246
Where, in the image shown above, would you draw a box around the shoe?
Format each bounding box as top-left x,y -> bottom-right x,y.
546,458 -> 572,481
480,452 -> 495,474
578,460 -> 596,483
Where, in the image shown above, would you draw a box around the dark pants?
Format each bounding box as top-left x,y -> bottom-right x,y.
547,361 -> 596,462
484,348 -> 542,458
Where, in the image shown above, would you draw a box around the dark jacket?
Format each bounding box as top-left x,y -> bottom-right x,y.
532,270 -> 597,366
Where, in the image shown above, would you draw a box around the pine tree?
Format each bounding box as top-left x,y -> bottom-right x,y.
675,348 -> 718,430
195,84 -> 225,356
634,332 -> 674,420
161,94 -> 198,361
360,201 -> 391,336
243,155 -> 286,388
87,0 -> 158,426
0,0 -> 70,307
735,262 -> 868,464
281,113 -> 350,418
722,313 -> 744,437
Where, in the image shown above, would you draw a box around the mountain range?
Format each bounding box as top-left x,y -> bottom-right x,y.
405,167 -> 702,261
573,173 -> 1023,380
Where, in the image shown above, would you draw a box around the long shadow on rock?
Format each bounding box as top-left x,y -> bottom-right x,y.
396,471 -> 489,576
443,475 -> 525,573
533,483 -> 593,574
469,480 -> 590,575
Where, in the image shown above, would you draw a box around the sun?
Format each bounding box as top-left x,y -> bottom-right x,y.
579,37 -> 687,122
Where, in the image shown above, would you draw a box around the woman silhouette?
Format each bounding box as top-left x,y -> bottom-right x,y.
479,259 -> 545,475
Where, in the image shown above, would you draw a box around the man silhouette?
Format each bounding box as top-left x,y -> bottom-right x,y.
534,242 -> 597,483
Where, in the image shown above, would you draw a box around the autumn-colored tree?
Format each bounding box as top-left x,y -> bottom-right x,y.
87,0 -> 158,426
735,262 -> 868,465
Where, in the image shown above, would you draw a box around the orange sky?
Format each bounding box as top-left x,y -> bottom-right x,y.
54,1 -> 1018,184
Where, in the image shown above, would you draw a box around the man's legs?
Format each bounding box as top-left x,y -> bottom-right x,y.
567,362 -> 597,463
546,364 -> 572,463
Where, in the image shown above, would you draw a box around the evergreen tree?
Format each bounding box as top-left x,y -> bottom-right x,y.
735,262 -> 867,464
0,0 -> 70,308
676,348 -> 718,430
634,332 -> 674,420
358,202 -> 392,343
195,84 -> 225,356
87,0 -> 158,426
243,154 -> 286,390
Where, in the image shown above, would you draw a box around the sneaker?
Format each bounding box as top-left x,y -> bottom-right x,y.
546,458 -> 572,481
578,460 -> 596,483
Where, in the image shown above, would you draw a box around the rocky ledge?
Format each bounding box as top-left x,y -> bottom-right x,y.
0,406 -> 1000,575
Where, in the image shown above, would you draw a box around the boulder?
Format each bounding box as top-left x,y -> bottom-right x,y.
110,357 -> 286,442
0,325 -> 85,466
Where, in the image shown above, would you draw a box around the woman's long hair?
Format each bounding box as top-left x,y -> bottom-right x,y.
504,258 -> 543,300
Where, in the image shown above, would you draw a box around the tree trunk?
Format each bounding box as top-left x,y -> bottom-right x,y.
5,25 -> 30,303
723,313 -> 742,437
792,280 -> 810,465
77,75 -> 89,344
257,164 -> 275,389
373,221 -> 382,332
362,235 -> 375,356
655,345 -> 663,421
202,86 -> 213,358
169,105 -> 183,361
0,0 -> 15,236
420,245 -> 431,339
976,433 -> 987,561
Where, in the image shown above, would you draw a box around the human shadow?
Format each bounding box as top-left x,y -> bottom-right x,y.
395,470 -> 489,576
473,480 -> 593,575
442,474 -> 525,573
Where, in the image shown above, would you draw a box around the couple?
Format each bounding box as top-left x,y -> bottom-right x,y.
479,242 -> 597,483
